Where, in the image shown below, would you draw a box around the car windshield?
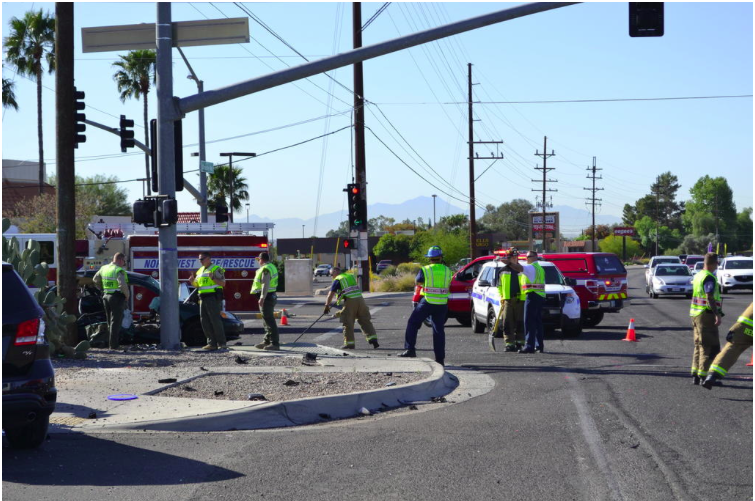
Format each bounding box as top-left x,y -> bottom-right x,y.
685,257 -> 703,266
543,266 -> 565,285
656,266 -> 690,276
594,254 -> 626,274
652,258 -> 680,267
726,260 -> 753,270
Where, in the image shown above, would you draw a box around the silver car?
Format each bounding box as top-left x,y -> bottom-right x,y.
647,263 -> 693,299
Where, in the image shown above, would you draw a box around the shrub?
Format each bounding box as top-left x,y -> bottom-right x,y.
379,265 -> 397,277
371,271 -> 417,292
397,262 -> 421,276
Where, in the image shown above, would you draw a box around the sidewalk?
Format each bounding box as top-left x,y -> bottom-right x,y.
49,344 -> 457,434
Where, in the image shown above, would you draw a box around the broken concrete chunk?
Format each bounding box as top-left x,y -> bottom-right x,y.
247,393 -> 266,401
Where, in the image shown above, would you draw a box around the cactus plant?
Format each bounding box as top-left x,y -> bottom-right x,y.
2,218 -> 84,358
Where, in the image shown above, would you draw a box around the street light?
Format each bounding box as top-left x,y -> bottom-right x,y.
246,203 -> 250,223
432,194 -> 437,227
302,225 -> 305,238
219,152 -> 256,223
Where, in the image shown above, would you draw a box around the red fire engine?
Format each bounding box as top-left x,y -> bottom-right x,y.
86,222 -> 274,314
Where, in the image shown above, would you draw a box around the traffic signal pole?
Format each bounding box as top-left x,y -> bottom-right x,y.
353,2 -> 370,292
156,4 -> 181,349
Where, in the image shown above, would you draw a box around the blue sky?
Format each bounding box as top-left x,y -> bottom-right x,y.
2,2 -> 752,237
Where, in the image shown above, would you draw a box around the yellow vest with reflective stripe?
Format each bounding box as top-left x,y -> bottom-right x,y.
521,262 -> 546,298
100,263 -> 128,294
690,270 -> 721,317
250,263 -> 278,293
736,303 -> 753,336
420,264 -> 452,305
335,273 -> 362,304
499,268 -> 526,301
196,265 -> 221,295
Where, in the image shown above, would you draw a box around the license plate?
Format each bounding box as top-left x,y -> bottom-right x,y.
669,288 -> 678,292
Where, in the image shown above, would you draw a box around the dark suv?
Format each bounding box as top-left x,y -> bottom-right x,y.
2,262 -> 56,448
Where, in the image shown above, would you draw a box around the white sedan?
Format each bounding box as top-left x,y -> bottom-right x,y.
647,263 -> 693,299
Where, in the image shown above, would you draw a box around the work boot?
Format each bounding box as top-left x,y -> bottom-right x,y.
254,341 -> 270,350
518,347 -> 535,354
369,339 -> 380,349
702,374 -> 720,390
504,345 -> 518,353
692,375 -> 701,385
398,350 -> 416,358
263,344 -> 280,351
201,344 -> 218,351
218,345 -> 227,350
340,344 -> 355,350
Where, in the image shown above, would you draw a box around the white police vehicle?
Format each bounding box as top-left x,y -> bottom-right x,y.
471,259 -> 582,336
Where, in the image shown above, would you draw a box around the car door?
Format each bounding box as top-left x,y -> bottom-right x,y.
472,266 -> 493,321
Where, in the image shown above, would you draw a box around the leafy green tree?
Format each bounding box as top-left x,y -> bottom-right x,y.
369,215 -> 395,234
112,49 -> 156,191
598,235 -> 642,259
206,165 -> 249,222
736,207 -> 753,252
2,77 -> 18,110
2,192 -> 98,239
434,214 -> 469,234
3,9 -> 56,194
675,233 -> 720,256
373,233 -> 413,260
621,203 -> 637,226
412,229 -> 469,266
326,220 -> 349,238
634,216 -> 679,255
651,172 -> 685,230
478,199 -> 533,240
682,176 -> 737,242
582,224 -> 612,240
48,174 -> 131,216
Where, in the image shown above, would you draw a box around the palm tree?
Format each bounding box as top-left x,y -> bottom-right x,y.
3,9 -> 55,195
2,78 -> 18,110
112,50 -> 156,193
207,165 -> 249,223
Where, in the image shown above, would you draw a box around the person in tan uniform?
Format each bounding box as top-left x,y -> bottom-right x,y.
702,302 -> 753,390
324,267 -> 379,350
93,252 -> 130,350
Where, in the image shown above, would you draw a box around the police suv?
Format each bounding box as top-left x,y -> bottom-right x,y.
470,259 -> 582,336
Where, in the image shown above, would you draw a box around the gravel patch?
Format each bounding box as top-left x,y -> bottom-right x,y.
51,345 -> 430,403
155,372 -> 426,402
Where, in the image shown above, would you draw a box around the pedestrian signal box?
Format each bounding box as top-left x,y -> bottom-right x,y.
342,238 -> 356,250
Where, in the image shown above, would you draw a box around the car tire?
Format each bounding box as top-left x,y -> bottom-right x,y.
650,290 -> 657,299
561,320 -> 582,337
182,318 -> 206,347
456,315 -> 471,327
5,414 -> 49,449
582,311 -> 604,328
487,307 -> 501,336
721,286 -> 729,294
471,305 -> 485,333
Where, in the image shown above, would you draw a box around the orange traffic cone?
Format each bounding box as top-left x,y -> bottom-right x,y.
747,353 -> 753,367
623,318 -> 638,342
280,308 -> 289,326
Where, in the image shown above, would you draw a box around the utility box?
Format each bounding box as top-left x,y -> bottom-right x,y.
283,258 -> 313,296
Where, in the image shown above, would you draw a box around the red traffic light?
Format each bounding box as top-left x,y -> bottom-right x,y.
351,187 -> 359,194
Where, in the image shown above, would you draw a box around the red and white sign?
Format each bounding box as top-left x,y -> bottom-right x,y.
614,227 -> 636,237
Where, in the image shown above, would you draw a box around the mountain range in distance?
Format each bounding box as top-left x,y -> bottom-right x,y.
248,196 -> 621,239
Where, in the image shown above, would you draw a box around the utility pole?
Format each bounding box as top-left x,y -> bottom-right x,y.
54,3 -> 78,346
533,137 -> 557,252
584,156 -> 603,252
467,63 -> 503,258
178,47 -> 208,223
156,3 -> 180,349
432,194 -> 437,227
654,188 -> 659,256
353,2 -> 369,292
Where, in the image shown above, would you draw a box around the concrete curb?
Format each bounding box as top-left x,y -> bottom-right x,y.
72,359 -> 456,433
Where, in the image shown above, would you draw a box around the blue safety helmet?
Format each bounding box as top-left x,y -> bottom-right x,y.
425,246 -> 443,258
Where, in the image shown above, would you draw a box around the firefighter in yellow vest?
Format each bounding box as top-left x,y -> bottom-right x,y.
702,302 -> 752,390
189,252 -> 227,351
324,267 -> 378,350
398,246 -> 452,366
93,252 -> 129,350
508,250 -> 547,353
689,252 -> 723,385
496,249 -> 526,352
252,252 -> 281,350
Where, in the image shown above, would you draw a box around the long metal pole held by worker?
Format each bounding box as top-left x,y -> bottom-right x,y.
156,4 -> 181,349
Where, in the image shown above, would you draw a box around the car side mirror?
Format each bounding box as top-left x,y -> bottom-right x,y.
478,279 -> 491,287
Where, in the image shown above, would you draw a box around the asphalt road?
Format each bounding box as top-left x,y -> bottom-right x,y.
3,268 -> 752,500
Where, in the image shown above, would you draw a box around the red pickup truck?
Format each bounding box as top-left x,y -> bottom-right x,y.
541,252 -> 628,327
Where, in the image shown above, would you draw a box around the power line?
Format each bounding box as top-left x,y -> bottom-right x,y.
362,2 -> 391,31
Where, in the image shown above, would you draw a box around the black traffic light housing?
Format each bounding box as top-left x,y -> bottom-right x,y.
342,238 -> 356,250
119,115 -> 135,153
133,196 -> 177,227
346,183 -> 367,231
74,87 -> 86,148
215,196 -> 229,223
629,2 -> 664,37
149,118 -> 184,192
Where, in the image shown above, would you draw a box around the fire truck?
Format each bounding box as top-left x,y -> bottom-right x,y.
1,232 -> 89,285
85,222 -> 274,315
